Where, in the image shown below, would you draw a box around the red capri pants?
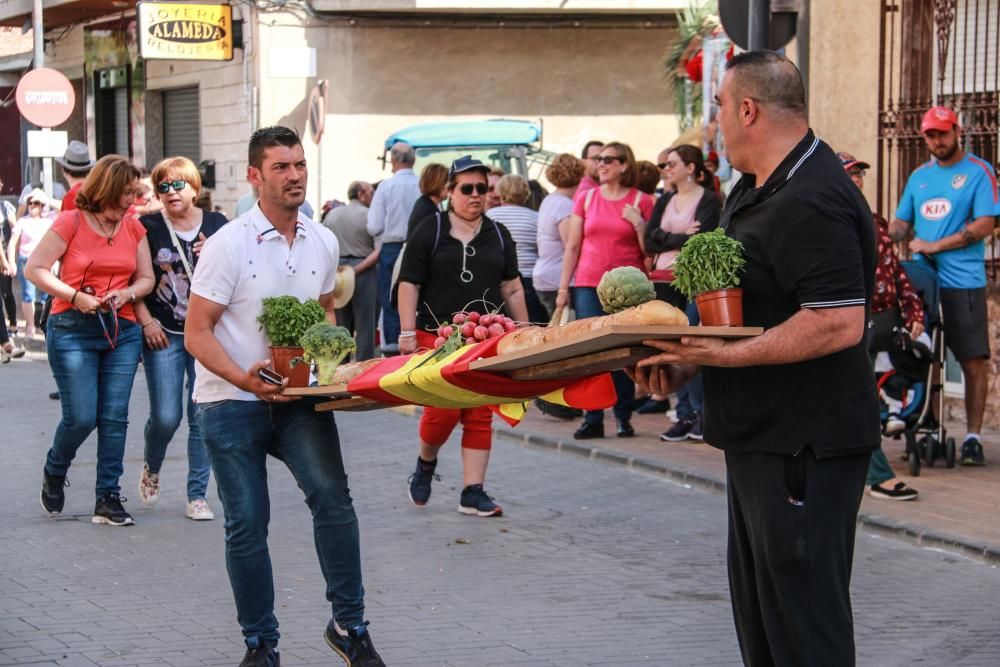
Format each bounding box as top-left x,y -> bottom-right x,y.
415,330 -> 493,450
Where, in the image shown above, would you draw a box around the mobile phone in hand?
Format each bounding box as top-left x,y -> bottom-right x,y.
258,367 -> 284,386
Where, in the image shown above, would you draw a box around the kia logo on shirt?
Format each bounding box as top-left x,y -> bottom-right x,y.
921,198 -> 952,220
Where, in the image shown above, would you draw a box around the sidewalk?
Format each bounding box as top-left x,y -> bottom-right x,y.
492,407 -> 1000,562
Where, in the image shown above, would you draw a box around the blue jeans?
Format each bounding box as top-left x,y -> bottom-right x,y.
44,310 -> 142,499
142,331 -> 211,500
377,242 -> 403,346
16,255 -> 46,303
198,398 -> 364,645
675,301 -> 704,421
573,287 -> 634,424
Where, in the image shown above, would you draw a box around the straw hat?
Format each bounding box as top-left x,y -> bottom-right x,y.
333,265 -> 356,309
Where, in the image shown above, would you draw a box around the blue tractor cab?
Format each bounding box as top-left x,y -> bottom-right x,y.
382,119 -> 554,179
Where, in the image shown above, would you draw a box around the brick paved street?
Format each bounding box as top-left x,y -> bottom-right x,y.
2,356 -> 1000,666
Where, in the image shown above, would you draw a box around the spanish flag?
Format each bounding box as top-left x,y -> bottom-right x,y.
345,334 -> 616,425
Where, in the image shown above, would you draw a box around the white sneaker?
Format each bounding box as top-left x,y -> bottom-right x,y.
186,498 -> 215,521
885,415 -> 906,435
138,464 -> 160,506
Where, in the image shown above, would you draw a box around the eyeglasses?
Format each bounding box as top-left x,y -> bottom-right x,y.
156,179 -> 187,194
458,183 -> 489,196
78,261 -> 119,349
593,156 -> 623,165
848,169 -> 867,178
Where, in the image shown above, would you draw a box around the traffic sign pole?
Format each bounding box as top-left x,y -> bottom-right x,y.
748,0 -> 770,51
32,0 -> 54,200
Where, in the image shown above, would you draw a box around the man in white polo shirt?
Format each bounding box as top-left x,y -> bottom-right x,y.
185,126 -> 384,667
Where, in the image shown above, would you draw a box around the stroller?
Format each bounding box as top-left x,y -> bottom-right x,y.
876,260 -> 956,476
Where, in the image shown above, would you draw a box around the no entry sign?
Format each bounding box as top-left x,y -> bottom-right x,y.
15,68 -> 75,128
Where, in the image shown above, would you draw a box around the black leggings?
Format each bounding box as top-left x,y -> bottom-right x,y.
0,273 -> 15,328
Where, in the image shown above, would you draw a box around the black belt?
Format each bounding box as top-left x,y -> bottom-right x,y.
342,255 -> 363,260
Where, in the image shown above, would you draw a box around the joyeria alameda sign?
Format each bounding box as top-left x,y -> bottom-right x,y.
137,2 -> 233,61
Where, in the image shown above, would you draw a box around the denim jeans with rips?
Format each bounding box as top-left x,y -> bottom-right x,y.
198,398 -> 364,645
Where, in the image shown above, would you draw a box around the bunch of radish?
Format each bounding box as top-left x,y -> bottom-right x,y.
433,311 -> 518,350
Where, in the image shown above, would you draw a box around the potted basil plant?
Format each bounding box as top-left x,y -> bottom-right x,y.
670,228 -> 747,326
257,296 -> 327,387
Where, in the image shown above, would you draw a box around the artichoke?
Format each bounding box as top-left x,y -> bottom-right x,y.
597,267 -> 656,314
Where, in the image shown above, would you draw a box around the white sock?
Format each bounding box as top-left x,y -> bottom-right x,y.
964,433 -> 980,443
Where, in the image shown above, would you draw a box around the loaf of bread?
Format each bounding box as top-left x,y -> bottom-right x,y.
496,299 -> 688,356
327,358 -> 383,385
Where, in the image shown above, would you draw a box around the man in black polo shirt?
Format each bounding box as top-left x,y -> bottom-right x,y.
632,52 -> 880,666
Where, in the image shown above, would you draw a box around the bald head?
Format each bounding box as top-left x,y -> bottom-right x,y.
390,142 -> 416,168
725,51 -> 806,120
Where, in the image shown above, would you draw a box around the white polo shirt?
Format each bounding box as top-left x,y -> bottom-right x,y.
191,204 -> 339,402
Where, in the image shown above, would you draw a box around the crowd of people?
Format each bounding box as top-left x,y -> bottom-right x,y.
2,49 -> 996,667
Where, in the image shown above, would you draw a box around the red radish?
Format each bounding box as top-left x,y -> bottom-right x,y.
441,325 -> 454,338
467,312 -> 480,323
487,323 -> 505,337
433,336 -> 446,349
502,319 -> 516,332
452,313 -> 467,324
479,314 -> 493,326
473,325 -> 488,341
460,322 -> 476,337
464,337 -> 476,345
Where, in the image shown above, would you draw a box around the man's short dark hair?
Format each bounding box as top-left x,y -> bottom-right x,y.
581,140 -> 603,159
725,51 -> 806,118
248,126 -> 302,169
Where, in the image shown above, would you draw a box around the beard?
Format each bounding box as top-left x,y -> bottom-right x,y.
262,182 -> 305,210
932,142 -> 959,162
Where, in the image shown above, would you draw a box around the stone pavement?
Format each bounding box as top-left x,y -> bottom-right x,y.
2,356 -> 1000,666
496,407 -> 1000,561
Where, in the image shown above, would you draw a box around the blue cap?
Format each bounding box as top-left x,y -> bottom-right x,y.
448,155 -> 490,180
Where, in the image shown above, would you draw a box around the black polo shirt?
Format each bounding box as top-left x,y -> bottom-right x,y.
702,131 -> 881,457
398,212 -> 519,332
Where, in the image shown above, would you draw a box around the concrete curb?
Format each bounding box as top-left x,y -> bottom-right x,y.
486,422 -> 1000,565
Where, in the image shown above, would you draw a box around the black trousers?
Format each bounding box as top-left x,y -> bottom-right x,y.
724,448 -> 870,667
0,273 -> 15,327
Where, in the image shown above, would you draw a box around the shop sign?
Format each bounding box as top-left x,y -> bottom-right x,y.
137,2 -> 233,61
15,68 -> 76,128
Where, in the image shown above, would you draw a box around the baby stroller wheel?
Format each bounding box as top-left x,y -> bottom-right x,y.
945,437 -> 957,468
908,450 -> 921,477
924,435 -> 937,467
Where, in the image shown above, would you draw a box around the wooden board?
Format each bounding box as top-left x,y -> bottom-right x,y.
315,396 -> 386,412
509,347 -> 654,381
470,324 -> 763,374
283,384 -> 351,398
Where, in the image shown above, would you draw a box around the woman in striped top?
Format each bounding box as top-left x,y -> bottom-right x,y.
486,174 -> 550,323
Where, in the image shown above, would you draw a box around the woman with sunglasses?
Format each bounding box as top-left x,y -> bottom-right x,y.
6,189 -> 55,338
555,141 -> 655,440
133,157 -> 228,521
26,155 -> 154,527
397,156 -> 529,518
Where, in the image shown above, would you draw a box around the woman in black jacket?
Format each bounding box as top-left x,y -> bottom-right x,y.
642,144 -> 721,308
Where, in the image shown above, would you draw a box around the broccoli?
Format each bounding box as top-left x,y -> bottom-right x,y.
298,321 -> 357,385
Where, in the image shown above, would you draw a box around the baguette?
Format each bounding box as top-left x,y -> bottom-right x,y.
496,300 -> 688,356
327,358 -> 383,385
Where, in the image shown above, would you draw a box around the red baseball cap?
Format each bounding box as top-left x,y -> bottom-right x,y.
921,106 -> 959,133
836,152 -> 871,171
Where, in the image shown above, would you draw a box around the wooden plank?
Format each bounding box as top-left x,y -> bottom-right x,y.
315,396 -> 385,412
283,384 -> 351,397
471,324 -> 763,373
510,347 -> 655,381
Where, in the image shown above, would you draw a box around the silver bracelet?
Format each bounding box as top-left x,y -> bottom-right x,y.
398,331 -> 416,338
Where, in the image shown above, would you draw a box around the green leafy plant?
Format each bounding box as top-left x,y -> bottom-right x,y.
670,228 -> 746,299
295,321 -> 356,385
597,267 -> 656,314
257,296 -> 326,347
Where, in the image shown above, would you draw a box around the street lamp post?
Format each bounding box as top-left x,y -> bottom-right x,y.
31,0 -> 54,199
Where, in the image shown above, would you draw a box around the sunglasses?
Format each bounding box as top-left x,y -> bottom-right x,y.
848,169 -> 867,178
458,183 -> 489,196
78,262 -> 119,349
593,156 -> 623,165
156,179 -> 187,194
658,161 -> 680,170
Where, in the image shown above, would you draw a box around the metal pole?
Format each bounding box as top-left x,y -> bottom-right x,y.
32,0 -> 54,199
748,0 -> 770,51
797,0 -> 810,106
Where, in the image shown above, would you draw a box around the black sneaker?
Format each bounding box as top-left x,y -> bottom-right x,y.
686,417 -> 704,441
325,620 -> 385,667
960,437 -> 986,466
407,457 -> 440,506
660,419 -> 694,442
240,638 -> 280,667
869,482 -> 919,501
635,397 -> 670,415
458,484 -> 503,517
41,468 -> 68,516
92,493 -> 134,526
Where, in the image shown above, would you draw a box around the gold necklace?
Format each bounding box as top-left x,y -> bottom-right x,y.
95,214 -> 119,246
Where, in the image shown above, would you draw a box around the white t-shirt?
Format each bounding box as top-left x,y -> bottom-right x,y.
190,205 -> 339,403
486,205 -> 538,277
532,192 -> 573,291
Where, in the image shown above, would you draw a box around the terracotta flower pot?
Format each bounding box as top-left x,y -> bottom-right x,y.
694,288 -> 744,327
269,346 -> 310,387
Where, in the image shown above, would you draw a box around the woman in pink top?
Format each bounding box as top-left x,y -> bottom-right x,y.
556,141 -> 655,440
7,189 -> 54,337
